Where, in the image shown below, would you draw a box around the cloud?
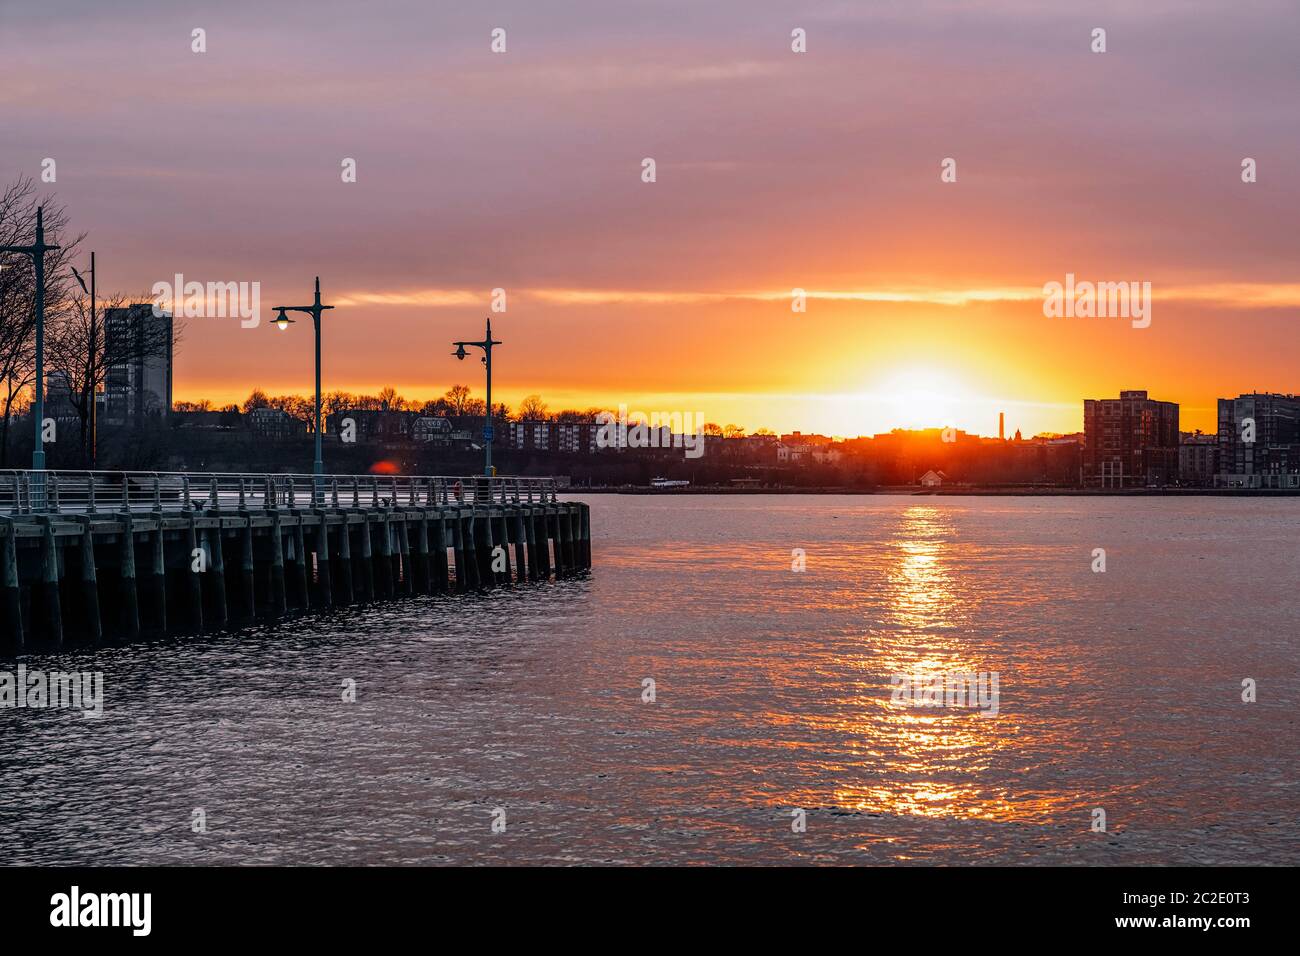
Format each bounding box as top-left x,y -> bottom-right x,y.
340,284 -> 1300,310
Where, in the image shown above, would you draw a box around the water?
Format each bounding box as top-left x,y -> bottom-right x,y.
2,495 -> 1296,865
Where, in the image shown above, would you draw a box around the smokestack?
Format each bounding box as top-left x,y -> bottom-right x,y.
999,412 -> 1005,441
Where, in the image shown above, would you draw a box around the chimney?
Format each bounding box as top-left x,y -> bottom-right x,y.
999,412 -> 1005,441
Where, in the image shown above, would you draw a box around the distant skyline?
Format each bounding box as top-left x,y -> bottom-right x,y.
5,0 -> 1299,436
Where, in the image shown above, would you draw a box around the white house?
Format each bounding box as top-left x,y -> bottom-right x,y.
919,469 -> 947,487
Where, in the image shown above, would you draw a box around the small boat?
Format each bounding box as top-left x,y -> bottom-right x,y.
649,477 -> 690,489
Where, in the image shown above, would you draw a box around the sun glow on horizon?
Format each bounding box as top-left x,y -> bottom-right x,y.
872,367 -> 977,432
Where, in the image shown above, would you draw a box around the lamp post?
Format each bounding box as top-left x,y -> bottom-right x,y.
271,277 -> 334,485
71,252 -> 96,468
452,317 -> 501,477
0,206 -> 60,481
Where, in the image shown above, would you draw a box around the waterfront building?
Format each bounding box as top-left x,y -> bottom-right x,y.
1082,390 -> 1179,487
1178,433 -> 1220,487
1215,392 -> 1300,488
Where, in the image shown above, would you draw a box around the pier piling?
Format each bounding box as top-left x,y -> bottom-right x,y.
37,518 -> 62,646
205,522 -> 228,629
335,519 -> 355,605
1,521 -> 23,649
76,518 -> 103,644
395,516 -> 413,595
268,510 -> 288,618
357,513 -> 375,601
413,514 -> 431,595
117,512 -> 140,640
313,513 -> 333,608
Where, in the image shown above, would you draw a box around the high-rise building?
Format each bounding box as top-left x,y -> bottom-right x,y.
103,304 -> 173,425
1216,392 -> 1300,488
1082,389 -> 1179,487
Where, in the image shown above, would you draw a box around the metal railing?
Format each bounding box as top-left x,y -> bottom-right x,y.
0,470 -> 560,516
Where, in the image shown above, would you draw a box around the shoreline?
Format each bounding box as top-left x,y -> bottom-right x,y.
573,486 -> 1300,497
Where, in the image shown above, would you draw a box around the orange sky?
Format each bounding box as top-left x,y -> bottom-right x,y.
6,1 -> 1299,438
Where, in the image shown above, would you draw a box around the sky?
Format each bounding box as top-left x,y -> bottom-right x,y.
3,0 -> 1299,437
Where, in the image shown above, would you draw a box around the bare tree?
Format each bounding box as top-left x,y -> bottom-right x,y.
47,291 -> 176,464
242,388 -> 271,413
419,396 -> 454,416
516,394 -> 549,421
0,177 -> 84,464
444,383 -> 471,415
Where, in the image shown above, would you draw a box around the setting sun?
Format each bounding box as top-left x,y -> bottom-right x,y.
876,368 -> 973,432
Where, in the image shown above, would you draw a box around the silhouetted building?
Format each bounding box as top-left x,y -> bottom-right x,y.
103,304 -> 173,425
507,419 -> 599,453
1216,392 -> 1300,488
1083,390 -> 1179,487
44,370 -> 79,423
326,408 -> 409,442
412,416 -> 453,443
1178,434 -> 1220,487
247,407 -> 307,440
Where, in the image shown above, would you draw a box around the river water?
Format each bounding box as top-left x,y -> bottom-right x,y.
1,495 -> 1296,865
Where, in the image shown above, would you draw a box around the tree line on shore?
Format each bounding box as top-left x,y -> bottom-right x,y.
178,387 -> 756,439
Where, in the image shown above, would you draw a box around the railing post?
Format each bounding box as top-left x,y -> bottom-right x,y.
121,475 -> 129,512
209,477 -> 220,512
87,473 -> 97,514
49,474 -> 60,513
352,478 -> 360,508
182,475 -> 191,509
288,477 -> 296,509
331,479 -> 340,509
238,479 -> 247,509
152,475 -> 161,510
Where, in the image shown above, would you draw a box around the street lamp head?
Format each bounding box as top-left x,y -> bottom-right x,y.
453,344 -> 468,360
274,308 -> 295,331
71,266 -> 89,294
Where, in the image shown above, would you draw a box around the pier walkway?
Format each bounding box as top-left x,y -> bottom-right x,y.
0,470 -> 591,649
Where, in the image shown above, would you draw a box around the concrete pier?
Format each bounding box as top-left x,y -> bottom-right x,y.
0,471 -> 589,649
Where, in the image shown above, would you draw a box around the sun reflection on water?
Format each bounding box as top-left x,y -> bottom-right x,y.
788,506 -> 1079,823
